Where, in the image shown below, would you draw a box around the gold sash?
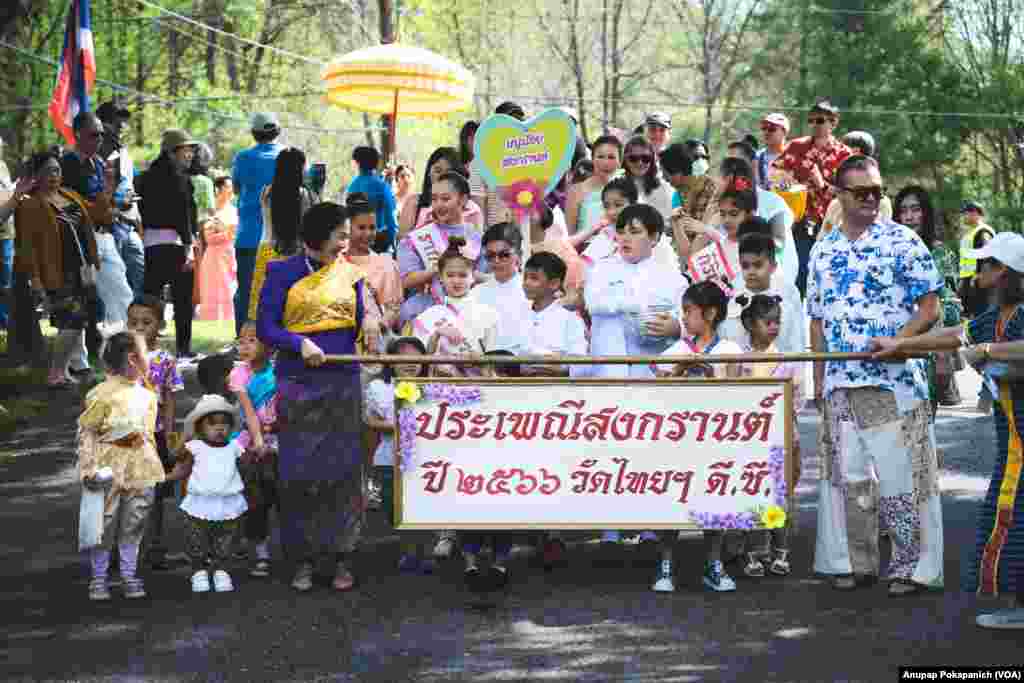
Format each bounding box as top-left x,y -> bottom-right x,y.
283,259 -> 362,334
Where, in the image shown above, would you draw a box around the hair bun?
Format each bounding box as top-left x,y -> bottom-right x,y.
346,192 -> 371,207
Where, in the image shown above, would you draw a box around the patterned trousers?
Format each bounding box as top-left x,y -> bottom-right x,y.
184,514 -> 242,571
813,387 -> 944,586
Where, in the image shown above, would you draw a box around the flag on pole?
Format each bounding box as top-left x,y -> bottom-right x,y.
48,0 -> 96,145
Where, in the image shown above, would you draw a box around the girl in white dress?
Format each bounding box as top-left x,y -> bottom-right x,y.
410,235 -> 498,378
167,395 -> 247,594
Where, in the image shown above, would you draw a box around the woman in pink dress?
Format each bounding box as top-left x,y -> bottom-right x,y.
197,176 -> 238,321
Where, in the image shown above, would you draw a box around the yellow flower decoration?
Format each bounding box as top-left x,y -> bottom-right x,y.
761,505 -> 786,529
394,381 -> 422,403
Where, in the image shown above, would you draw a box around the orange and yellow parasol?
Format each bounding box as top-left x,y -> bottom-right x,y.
321,44 -> 475,151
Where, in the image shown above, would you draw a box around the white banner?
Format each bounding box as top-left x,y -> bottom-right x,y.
394,379 -> 794,530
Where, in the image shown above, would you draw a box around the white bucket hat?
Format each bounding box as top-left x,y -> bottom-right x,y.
184,394 -> 238,440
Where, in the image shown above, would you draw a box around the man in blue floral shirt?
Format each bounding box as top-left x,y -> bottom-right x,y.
808,155 -> 944,596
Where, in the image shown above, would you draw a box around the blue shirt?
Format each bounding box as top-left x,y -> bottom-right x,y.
807,218 -> 941,411
232,143 -> 283,249
346,171 -> 399,247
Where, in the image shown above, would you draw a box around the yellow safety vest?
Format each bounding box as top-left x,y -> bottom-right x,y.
959,224 -> 994,278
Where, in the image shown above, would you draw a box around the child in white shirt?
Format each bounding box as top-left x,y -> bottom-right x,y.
736,294 -> 804,578
578,204 -> 687,380
520,252 -> 588,377
168,394 -> 247,594
519,250 -> 588,568
364,336 -> 435,574
654,281 -> 744,594
411,235 -> 499,377
721,232 -> 806,354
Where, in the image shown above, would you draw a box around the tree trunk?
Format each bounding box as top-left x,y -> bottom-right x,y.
224,18 -> 239,91
168,26 -> 180,97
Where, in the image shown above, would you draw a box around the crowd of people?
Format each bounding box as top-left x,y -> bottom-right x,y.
3,96 -> 1023,629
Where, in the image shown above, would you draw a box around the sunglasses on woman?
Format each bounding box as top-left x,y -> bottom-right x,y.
808,116 -> 831,125
626,154 -> 653,164
760,124 -> 780,133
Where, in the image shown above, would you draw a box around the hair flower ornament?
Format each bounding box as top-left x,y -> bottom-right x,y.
730,177 -> 752,192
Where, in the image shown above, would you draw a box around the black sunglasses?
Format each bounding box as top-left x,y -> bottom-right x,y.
839,185 -> 884,202
485,249 -> 515,261
626,154 -> 653,164
808,116 -> 831,125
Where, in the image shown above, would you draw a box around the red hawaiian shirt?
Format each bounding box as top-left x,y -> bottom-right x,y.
772,136 -> 853,226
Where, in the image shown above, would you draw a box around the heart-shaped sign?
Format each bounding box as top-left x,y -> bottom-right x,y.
472,108 -> 578,219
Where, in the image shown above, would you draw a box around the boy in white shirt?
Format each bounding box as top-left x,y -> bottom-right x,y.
520,252 -> 588,377
576,204 -> 687,380
519,251 -> 588,567
721,232 -> 806,354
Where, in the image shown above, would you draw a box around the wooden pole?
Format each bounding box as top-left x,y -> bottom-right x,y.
324,352 -> 929,366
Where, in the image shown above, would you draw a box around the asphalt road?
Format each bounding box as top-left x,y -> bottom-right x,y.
0,367 -> 1020,683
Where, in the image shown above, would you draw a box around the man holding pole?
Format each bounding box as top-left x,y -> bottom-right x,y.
809,155 -> 945,595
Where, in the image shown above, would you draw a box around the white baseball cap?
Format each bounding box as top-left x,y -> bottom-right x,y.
967,231 -> 1024,274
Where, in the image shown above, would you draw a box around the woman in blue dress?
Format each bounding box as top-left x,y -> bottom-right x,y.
872,231 -> 1024,629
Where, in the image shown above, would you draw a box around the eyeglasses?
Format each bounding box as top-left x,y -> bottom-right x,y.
626,154 -> 653,164
900,204 -> 923,213
760,124 -> 780,132
485,249 -> 515,261
839,185 -> 884,202
808,117 -> 831,125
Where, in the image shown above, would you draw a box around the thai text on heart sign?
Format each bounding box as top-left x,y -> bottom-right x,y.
502,133 -> 550,168
473,109 -> 578,219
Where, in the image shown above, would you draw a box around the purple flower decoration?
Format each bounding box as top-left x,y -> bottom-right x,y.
688,510 -> 760,530
398,384 -> 483,470
769,444 -> 786,507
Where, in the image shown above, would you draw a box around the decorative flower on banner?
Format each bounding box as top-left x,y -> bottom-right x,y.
688,444 -> 788,529
761,505 -> 787,529
499,180 -> 547,222
397,384 -> 483,470
394,381 -> 422,403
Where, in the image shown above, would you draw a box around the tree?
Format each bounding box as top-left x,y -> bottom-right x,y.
663,0 -> 766,144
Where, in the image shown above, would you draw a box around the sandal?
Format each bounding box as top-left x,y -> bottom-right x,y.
291,562 -> 314,592
888,579 -> 924,597
743,553 -> 766,578
769,549 -> 791,576
832,574 -> 857,591
332,562 -> 355,591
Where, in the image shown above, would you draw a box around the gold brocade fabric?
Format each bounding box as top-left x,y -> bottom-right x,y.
248,242 -> 286,322
77,376 -> 165,492
283,260 -> 362,334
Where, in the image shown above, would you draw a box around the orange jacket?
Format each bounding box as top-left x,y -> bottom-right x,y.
14,188 -> 103,291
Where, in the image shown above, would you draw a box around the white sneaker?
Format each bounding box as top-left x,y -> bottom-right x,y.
433,536 -> 456,559
652,561 -> 675,593
976,608 -> 1024,630
191,570 -> 211,593
703,560 -> 737,592
212,570 -> 234,593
